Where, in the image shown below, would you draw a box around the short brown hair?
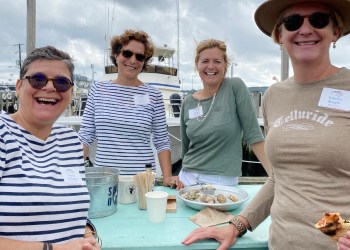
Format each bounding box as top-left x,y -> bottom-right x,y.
195,39 -> 230,74
110,29 -> 154,71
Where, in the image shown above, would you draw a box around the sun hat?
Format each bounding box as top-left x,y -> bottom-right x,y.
254,0 -> 350,37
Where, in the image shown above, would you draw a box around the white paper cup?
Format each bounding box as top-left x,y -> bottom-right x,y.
118,176 -> 136,204
145,191 -> 168,223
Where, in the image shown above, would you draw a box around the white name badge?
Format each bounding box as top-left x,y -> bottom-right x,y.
189,106 -> 203,119
318,87 -> 350,111
61,168 -> 84,185
134,94 -> 150,106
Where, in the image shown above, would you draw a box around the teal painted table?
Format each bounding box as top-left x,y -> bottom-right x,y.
91,185 -> 270,250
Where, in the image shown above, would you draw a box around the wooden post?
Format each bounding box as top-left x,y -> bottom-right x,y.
281,48 -> 289,81
176,0 -> 180,82
27,0 -> 36,55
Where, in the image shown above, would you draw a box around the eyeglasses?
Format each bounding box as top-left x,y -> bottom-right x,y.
282,12 -> 332,32
120,50 -> 146,62
22,72 -> 73,92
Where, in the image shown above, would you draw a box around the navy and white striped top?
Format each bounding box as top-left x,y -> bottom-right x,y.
79,81 -> 170,175
0,111 -> 90,243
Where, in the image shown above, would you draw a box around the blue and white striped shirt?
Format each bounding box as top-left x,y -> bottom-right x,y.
0,111 -> 90,243
79,81 -> 170,175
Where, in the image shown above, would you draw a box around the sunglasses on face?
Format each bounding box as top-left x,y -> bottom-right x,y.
22,72 -> 73,92
120,49 -> 146,62
282,12 -> 332,32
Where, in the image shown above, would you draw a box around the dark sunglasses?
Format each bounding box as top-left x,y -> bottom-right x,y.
120,49 -> 146,62
282,12 -> 332,32
22,72 -> 73,92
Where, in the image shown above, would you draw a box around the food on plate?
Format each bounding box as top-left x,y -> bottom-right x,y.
178,185 -> 249,211
227,194 -> 238,202
200,194 -> 216,203
180,187 -> 238,204
315,212 -> 343,235
181,190 -> 200,201
200,184 -> 215,191
216,194 -> 227,204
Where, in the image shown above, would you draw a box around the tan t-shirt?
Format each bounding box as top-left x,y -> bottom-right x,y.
240,68 -> 350,249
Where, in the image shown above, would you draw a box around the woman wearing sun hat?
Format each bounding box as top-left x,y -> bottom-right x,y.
182,0 -> 350,249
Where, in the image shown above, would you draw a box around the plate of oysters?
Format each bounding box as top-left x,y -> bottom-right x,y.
178,184 -> 249,211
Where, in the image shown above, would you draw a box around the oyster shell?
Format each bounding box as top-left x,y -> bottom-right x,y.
216,194 -> 227,203
181,190 -> 200,201
227,194 -> 238,202
200,195 -> 216,203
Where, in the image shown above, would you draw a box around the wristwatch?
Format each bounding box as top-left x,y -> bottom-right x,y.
229,216 -> 247,237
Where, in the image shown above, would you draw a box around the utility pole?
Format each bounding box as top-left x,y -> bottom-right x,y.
230,62 -> 237,78
281,48 -> 289,81
91,64 -> 95,83
27,0 -> 36,55
191,75 -> 194,90
13,44 -> 24,69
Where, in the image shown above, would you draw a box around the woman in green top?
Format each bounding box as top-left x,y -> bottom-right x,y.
179,39 -> 271,186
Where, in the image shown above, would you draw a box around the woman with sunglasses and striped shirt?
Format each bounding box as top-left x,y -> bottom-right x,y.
79,29 -> 183,189
0,46 -> 100,249
182,0 -> 350,249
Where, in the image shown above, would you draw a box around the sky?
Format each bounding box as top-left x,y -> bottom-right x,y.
1,0 -> 350,90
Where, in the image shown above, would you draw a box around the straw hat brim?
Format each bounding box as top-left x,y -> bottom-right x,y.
254,0 -> 350,37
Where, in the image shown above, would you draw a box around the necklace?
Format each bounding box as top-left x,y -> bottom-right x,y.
196,92 -> 217,122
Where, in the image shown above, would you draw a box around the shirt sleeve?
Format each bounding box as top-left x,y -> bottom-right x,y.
240,169 -> 275,230
78,81 -> 98,146
180,96 -> 190,159
0,130 -> 5,178
232,78 -> 264,145
151,90 -> 170,153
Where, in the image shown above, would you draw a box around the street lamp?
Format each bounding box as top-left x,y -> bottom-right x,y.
191,75 -> 195,90
91,64 -> 96,83
230,62 -> 238,78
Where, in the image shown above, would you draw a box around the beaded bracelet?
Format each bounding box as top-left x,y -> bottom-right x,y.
229,216 -> 247,237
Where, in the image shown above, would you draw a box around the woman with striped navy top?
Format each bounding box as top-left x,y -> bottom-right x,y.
79,29 -> 184,190
0,46 -> 100,250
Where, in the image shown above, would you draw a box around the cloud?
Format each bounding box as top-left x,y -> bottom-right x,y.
1,0 -> 349,89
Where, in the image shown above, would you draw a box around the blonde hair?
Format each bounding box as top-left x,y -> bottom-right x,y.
195,39 -> 231,74
271,7 -> 344,44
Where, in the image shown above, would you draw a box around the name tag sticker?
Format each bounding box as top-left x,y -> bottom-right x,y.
61,168 -> 84,185
134,94 -> 150,106
189,106 -> 203,119
318,87 -> 350,111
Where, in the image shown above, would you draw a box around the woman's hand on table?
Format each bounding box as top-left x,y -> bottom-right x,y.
182,224 -> 239,250
54,238 -> 101,250
338,230 -> 350,250
163,176 -> 184,190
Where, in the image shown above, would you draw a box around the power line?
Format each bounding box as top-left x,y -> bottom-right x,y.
13,44 -> 24,69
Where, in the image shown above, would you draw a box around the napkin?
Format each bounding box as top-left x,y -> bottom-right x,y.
189,207 -> 234,228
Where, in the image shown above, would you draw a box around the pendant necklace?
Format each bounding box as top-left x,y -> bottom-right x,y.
196,92 -> 217,122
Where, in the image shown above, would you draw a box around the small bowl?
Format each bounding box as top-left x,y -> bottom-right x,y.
178,185 -> 249,212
